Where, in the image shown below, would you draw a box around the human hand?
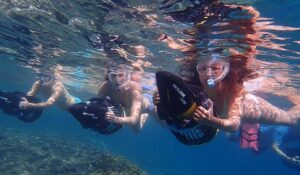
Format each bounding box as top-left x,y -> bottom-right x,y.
19,97 -> 32,109
286,156 -> 300,166
105,110 -> 123,124
193,99 -> 215,125
153,91 -> 160,106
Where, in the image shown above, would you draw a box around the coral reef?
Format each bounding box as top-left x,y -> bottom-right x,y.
0,128 -> 147,175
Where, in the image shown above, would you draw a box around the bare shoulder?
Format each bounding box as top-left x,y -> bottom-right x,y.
242,93 -> 276,112
98,81 -> 110,96
244,93 -> 265,104
99,81 -> 110,89
52,81 -> 65,92
128,81 -> 142,92
33,80 -> 42,87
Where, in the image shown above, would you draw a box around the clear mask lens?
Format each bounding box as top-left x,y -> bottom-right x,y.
196,64 -> 224,76
39,74 -> 54,84
197,60 -> 229,88
108,71 -> 130,88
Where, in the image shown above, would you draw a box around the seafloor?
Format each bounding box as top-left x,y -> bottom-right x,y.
0,127 -> 147,175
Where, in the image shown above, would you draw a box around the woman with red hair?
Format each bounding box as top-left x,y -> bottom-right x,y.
191,53 -> 300,132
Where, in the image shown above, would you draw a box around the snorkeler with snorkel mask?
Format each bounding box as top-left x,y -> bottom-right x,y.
98,64 -> 152,132
19,68 -> 79,110
196,54 -> 230,89
38,72 -> 56,87
107,65 -> 131,91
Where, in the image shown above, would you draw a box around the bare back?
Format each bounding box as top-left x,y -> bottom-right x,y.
241,93 -> 295,125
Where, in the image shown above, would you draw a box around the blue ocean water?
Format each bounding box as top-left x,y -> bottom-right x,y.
0,0 -> 300,174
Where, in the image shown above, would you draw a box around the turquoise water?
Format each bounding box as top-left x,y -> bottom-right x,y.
0,0 -> 300,174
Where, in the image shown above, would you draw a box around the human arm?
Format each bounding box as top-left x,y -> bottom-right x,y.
193,97 -> 242,132
99,81 -> 143,128
193,91 -> 300,132
20,85 -> 63,109
97,81 -> 110,98
122,90 -> 143,125
26,81 -> 41,96
106,89 -> 143,130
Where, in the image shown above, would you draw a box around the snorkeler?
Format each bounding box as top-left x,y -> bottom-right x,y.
154,54 -> 300,132
19,70 -> 80,111
192,55 -> 300,131
97,64 -> 154,132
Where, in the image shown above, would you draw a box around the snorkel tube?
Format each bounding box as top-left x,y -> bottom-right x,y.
207,63 -> 229,88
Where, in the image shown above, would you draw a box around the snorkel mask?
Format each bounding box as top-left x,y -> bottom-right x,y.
196,55 -> 230,88
39,73 -> 55,86
108,65 -> 131,90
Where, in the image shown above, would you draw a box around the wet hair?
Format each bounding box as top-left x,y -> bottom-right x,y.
226,53 -> 259,85
177,3 -> 260,90
178,55 -> 202,86
178,50 -> 259,95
